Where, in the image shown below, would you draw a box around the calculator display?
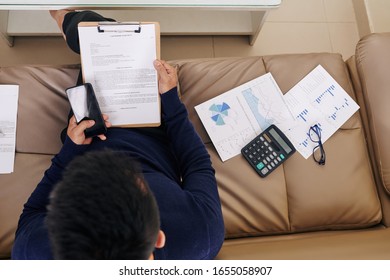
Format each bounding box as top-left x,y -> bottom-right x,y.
269,128 -> 293,154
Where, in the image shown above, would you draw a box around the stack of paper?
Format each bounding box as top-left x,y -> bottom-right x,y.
78,22 -> 160,127
283,65 -> 360,159
195,73 -> 293,162
195,65 -> 359,161
0,85 -> 19,173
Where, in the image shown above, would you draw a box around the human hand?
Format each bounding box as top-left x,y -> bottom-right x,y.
67,114 -> 111,145
153,60 -> 178,94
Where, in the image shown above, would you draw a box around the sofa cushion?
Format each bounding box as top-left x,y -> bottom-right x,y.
0,55 -> 383,256
177,55 -> 382,238
354,33 -> 390,195
0,64 -> 79,258
217,227 -> 390,260
0,64 -> 79,155
264,53 -> 381,232
0,153 -> 52,259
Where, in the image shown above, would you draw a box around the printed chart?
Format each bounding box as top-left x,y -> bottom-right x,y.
196,64 -> 360,161
195,73 -> 293,162
283,65 -> 359,159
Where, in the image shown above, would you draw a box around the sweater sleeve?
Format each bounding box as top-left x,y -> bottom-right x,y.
160,88 -> 225,258
15,137 -> 88,235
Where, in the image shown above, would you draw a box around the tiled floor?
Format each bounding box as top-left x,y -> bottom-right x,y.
0,0 -> 360,66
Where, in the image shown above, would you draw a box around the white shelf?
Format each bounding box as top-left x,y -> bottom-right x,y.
0,1 -> 281,46
0,0 -> 281,9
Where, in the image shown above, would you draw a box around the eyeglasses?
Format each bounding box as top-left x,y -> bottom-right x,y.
309,124 -> 326,165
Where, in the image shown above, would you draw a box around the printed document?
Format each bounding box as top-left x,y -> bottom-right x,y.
196,65 -> 360,162
195,73 -> 294,162
0,85 -> 19,174
283,65 -> 360,159
78,23 -> 160,127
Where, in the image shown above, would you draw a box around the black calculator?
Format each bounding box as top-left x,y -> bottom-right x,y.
241,124 -> 296,178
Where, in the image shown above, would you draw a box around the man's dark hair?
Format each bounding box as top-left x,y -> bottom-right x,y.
46,149 -> 160,259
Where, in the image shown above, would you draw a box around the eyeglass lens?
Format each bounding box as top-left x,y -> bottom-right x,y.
309,125 -> 326,165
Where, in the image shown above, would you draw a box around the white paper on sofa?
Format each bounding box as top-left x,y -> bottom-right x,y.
195,73 -> 295,162
283,65 -> 360,159
195,65 -> 360,162
0,85 -> 19,174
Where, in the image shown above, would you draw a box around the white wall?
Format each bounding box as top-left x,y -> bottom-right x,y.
353,0 -> 390,37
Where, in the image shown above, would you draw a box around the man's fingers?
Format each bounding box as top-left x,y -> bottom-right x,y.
68,116 -> 78,128
154,59 -> 178,94
102,114 -> 112,128
97,134 -> 107,141
75,119 -> 95,134
154,60 -> 169,77
161,60 -> 175,74
154,59 -> 176,77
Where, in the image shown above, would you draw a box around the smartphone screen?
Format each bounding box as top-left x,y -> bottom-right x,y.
65,83 -> 107,138
66,84 -> 91,123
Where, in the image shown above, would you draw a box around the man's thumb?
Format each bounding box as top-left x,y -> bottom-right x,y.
154,60 -> 162,69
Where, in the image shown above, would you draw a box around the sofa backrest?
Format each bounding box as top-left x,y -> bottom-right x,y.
0,64 -> 79,154
0,47 -> 384,257
347,32 -> 390,226
176,54 -> 382,239
0,64 -> 79,258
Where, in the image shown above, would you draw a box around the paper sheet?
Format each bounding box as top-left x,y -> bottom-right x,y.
78,23 -> 160,127
0,85 -> 19,174
196,65 -> 360,162
283,65 -> 360,159
195,73 -> 294,162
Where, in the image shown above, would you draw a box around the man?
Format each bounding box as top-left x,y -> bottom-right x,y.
12,10 -> 224,260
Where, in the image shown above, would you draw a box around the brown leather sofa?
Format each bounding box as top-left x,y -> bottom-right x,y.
1,32 -> 390,260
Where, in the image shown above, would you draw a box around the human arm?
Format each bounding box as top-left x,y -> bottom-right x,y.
14,116 -> 110,239
50,10 -> 115,54
11,135 -> 89,259
153,60 -> 219,198
153,60 -> 217,193
15,118 -> 101,228
153,61 -> 225,259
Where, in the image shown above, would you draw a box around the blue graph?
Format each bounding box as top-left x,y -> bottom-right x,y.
300,138 -> 310,148
315,84 -> 336,104
328,98 -> 351,121
298,109 -> 309,122
209,102 -> 231,126
242,88 -> 273,130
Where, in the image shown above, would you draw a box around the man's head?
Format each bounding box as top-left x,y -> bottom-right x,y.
46,149 -> 164,259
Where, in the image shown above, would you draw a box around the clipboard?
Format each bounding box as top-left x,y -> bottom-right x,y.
77,21 -> 161,128
79,21 -> 161,59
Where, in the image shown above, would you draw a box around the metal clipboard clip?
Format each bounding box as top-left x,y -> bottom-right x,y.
97,22 -> 141,33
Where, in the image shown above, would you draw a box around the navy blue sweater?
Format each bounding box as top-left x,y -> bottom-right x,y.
12,88 -> 225,260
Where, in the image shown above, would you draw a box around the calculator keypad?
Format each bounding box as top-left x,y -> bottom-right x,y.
242,135 -> 285,177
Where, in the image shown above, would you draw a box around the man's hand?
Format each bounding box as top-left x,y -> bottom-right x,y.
67,114 -> 111,145
153,60 -> 178,94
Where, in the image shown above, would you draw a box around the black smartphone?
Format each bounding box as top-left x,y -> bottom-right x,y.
65,83 -> 107,138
